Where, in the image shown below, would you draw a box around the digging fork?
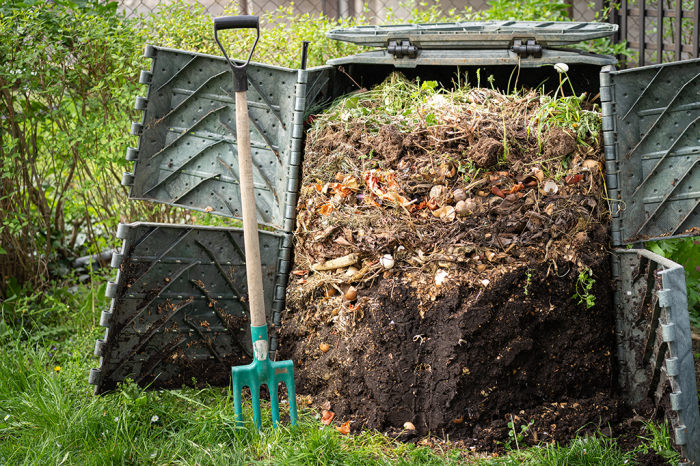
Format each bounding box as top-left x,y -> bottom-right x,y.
214,15 -> 298,429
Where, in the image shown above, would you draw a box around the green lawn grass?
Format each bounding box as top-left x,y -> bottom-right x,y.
0,276 -> 680,465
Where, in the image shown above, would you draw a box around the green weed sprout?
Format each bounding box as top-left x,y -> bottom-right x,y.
573,266 -> 596,309
523,269 -> 532,296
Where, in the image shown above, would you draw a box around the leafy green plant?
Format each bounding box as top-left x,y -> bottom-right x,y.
637,420 -> 681,464
507,418 -> 533,451
573,267 -> 596,308
523,269 -> 532,296
145,0 -> 367,69
647,237 -> 700,327
0,0 -> 149,294
118,377 -> 148,407
483,0 -> 571,21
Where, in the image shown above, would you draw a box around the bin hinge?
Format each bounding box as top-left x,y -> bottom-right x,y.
511,39 -> 542,58
387,40 -> 418,59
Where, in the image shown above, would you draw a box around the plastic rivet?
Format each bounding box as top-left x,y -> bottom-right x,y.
125,147 -> 139,161
116,223 -> 129,240
121,172 -> 135,187
666,357 -> 680,376
674,425 -> 687,445
661,323 -> 676,342
99,311 -> 113,328
135,96 -> 148,111
94,339 -> 105,357
139,70 -> 153,85
670,391 -> 683,410
105,281 -> 118,299
143,44 -> 157,59
130,122 -> 143,136
88,368 -> 102,385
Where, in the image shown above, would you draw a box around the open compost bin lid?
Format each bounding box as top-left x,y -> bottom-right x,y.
326,21 -> 618,68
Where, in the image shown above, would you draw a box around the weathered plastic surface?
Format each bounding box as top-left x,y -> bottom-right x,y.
125,45 -> 331,232
601,59 -> 700,245
88,222 -> 287,394
613,249 -> 700,465
326,21 -> 618,49
328,48 -> 616,69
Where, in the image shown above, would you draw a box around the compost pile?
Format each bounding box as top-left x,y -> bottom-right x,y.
279,73 -> 624,449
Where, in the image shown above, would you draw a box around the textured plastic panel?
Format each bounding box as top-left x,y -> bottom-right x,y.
327,21 -> 617,48
603,59 -> 700,245
126,46 -> 331,230
613,249 -> 700,464
88,222 -> 286,394
328,47 -> 616,69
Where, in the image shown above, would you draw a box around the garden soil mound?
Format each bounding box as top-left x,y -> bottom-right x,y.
278,74 -> 628,448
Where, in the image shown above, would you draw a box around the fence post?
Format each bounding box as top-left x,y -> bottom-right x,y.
322,0 -> 339,19
694,0 -> 699,59
639,0 -> 645,66
675,0 -> 682,61
656,0 -> 663,63
564,0 -> 573,19
609,0 -> 620,44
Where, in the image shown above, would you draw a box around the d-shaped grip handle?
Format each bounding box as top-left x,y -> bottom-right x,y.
214,15 -> 259,31
213,15 -> 260,92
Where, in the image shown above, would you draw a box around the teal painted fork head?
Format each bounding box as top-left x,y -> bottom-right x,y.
231,325 -> 298,429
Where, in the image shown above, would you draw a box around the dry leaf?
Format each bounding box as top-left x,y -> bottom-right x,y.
336,420 -> 351,434
544,203 -> 554,216
321,410 -> 335,425
491,186 -> 506,198
204,206 -> 214,213
364,170 -> 412,207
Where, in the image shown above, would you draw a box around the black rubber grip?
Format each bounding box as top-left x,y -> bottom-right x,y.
214,15 -> 259,31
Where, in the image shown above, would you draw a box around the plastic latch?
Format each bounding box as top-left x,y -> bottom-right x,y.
387,40 -> 418,59
511,39 -> 542,58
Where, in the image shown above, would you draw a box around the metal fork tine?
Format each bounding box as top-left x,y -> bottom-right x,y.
269,381 -> 281,426
233,382 -> 244,424
285,375 -> 298,427
251,383 -> 262,429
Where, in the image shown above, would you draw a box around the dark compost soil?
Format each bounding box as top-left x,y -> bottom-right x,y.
279,236 -> 629,449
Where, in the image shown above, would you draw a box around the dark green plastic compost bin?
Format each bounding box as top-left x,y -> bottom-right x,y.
88,20 -> 700,464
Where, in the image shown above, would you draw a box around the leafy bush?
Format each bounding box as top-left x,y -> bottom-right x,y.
647,237 -> 700,327
0,0 -> 147,295
145,0 -> 367,69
